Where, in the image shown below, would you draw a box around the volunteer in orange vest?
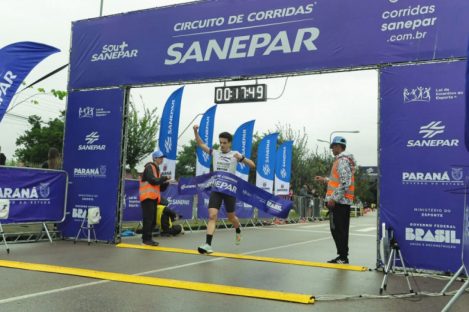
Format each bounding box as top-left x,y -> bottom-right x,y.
315,136 -> 355,264
139,150 -> 170,246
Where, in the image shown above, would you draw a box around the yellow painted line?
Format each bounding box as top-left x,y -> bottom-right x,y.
0,259 -> 314,304
117,243 -> 368,272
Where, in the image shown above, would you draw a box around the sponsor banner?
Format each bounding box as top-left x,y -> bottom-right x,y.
122,179 -> 141,222
61,89 -> 125,242
0,167 -> 67,223
69,0 -> 469,89
380,61 -> 469,272
160,159 -> 176,181
161,184 -> 193,220
257,208 -> 275,219
197,191 -> 227,219
233,120 -> 255,181
381,62 -> 466,156
179,171 -> 292,218
196,192 -> 252,219
274,141 -> 293,195
122,181 -> 193,222
256,133 -> 278,193
158,87 -> 184,179
236,202 -> 254,219
0,42 -> 59,122
196,105 -> 217,176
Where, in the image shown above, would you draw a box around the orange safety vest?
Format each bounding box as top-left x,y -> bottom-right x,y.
326,157 -> 355,202
139,163 -> 161,202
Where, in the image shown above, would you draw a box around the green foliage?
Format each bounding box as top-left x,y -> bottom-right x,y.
13,91 -> 159,173
175,140 -> 220,179
5,159 -> 17,166
354,168 -> 377,205
247,123 -> 334,195
33,87 -> 67,100
11,87 -> 68,167
175,140 -> 197,178
51,89 -> 67,100
126,101 -> 160,172
11,87 -> 68,108
14,115 -> 64,166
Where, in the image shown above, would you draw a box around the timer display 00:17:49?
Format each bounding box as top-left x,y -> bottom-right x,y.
214,84 -> 267,104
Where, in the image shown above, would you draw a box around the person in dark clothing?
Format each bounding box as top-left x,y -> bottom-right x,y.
41,147 -> 62,169
315,136 -> 356,264
157,204 -> 183,236
0,153 -> 6,166
139,150 -> 170,246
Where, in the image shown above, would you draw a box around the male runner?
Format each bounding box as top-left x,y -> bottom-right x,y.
193,124 -> 255,254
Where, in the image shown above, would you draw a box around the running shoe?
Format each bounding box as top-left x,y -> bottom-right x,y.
235,232 -> 241,245
197,243 -> 214,254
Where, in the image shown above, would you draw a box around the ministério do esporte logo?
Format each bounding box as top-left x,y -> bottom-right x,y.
91,41 -> 138,62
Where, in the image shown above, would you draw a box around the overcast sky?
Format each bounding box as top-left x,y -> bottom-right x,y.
0,0 -> 378,167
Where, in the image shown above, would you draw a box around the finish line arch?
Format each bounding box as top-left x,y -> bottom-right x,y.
60,0 -> 469,273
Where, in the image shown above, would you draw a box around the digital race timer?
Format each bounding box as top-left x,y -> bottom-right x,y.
214,84 -> 267,104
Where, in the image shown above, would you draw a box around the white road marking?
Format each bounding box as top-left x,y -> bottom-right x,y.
356,227 -> 376,232
298,224 -> 330,229
258,227 -> 375,237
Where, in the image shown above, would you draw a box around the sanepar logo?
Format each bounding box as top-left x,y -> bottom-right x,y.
0,71 -> 17,106
407,121 -> 459,148
91,41 -> 138,62
78,132 -> 106,151
213,180 -> 237,193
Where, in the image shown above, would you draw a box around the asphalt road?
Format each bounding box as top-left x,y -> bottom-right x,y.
0,212 -> 467,311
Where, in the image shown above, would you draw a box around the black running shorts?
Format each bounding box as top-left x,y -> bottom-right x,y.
208,191 -> 236,213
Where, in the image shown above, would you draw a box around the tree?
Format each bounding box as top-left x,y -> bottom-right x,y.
125,100 -> 160,174
275,123 -> 312,192
10,86 -> 67,166
172,122 -> 374,205
354,168 -> 377,205
246,123 -> 334,196
175,140 -> 197,178
305,150 -> 334,197
8,86 -> 67,111
175,140 -> 220,179
15,113 -> 65,166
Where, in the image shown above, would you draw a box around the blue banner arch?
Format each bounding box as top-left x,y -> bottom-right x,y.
69,0 -> 469,89
64,0 -> 469,249
380,61 -> 469,272
61,88 -> 126,242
